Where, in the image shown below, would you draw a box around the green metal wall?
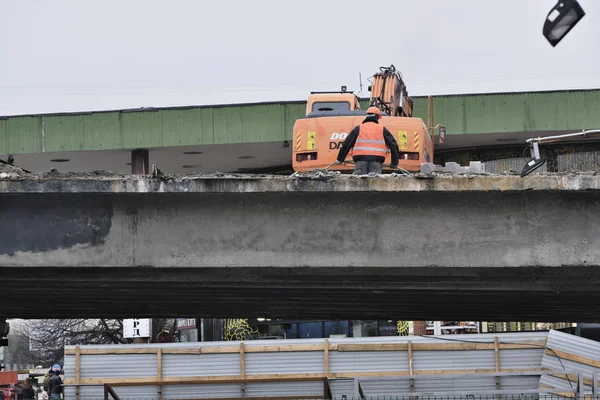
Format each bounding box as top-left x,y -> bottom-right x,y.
1,90 -> 599,155
0,103 -> 306,155
411,90 -> 600,134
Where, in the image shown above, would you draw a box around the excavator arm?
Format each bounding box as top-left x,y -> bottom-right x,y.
368,65 -> 413,117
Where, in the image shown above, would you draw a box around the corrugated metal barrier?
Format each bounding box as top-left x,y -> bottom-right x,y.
63,332 -> 556,399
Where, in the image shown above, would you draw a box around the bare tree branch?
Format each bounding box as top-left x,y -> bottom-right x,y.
16,318 -> 175,365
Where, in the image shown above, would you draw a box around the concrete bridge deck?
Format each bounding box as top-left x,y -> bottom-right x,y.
1,171 -> 599,321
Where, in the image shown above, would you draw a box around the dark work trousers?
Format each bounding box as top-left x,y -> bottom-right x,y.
354,160 -> 383,175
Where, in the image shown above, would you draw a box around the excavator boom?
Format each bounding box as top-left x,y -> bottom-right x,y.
369,65 -> 413,117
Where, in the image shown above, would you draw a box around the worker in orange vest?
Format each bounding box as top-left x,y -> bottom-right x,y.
336,106 -> 400,175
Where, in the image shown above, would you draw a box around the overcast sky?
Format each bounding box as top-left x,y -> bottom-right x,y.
0,0 -> 598,116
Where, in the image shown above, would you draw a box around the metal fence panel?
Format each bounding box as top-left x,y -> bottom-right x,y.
162,383 -> 241,399
359,377 -> 411,396
245,381 -> 323,397
540,329 -> 600,393
62,386 -> 76,400
540,374 -> 578,391
414,376 -> 497,392
81,354 -> 157,378
70,386 -> 103,400
329,378 -> 355,399
162,353 -> 239,377
330,350 -> 409,373
245,351 -> 324,374
110,385 -> 159,400
546,329 -> 600,361
66,385 -> 160,400
63,355 -> 75,384
501,375 -> 544,390
414,350 -> 496,371
500,349 -> 544,369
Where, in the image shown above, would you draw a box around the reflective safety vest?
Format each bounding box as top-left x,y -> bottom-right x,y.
353,122 -> 388,157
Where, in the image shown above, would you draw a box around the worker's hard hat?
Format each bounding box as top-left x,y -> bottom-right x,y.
366,107 -> 382,118
51,364 -> 61,372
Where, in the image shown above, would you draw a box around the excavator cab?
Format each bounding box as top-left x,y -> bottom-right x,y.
305,89 -> 361,115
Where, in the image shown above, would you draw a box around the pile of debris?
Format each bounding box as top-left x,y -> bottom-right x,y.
0,162 -> 27,179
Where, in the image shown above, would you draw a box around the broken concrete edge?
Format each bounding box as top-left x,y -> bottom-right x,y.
0,163 -> 485,180
420,162 -> 486,174
0,173 -> 599,193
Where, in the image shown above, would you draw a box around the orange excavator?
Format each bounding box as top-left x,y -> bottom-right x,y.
292,65 -> 444,173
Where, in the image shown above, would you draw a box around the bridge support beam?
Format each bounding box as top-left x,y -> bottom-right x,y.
1,175 -> 600,319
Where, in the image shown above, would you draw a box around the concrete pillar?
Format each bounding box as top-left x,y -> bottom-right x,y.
131,149 -> 149,175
